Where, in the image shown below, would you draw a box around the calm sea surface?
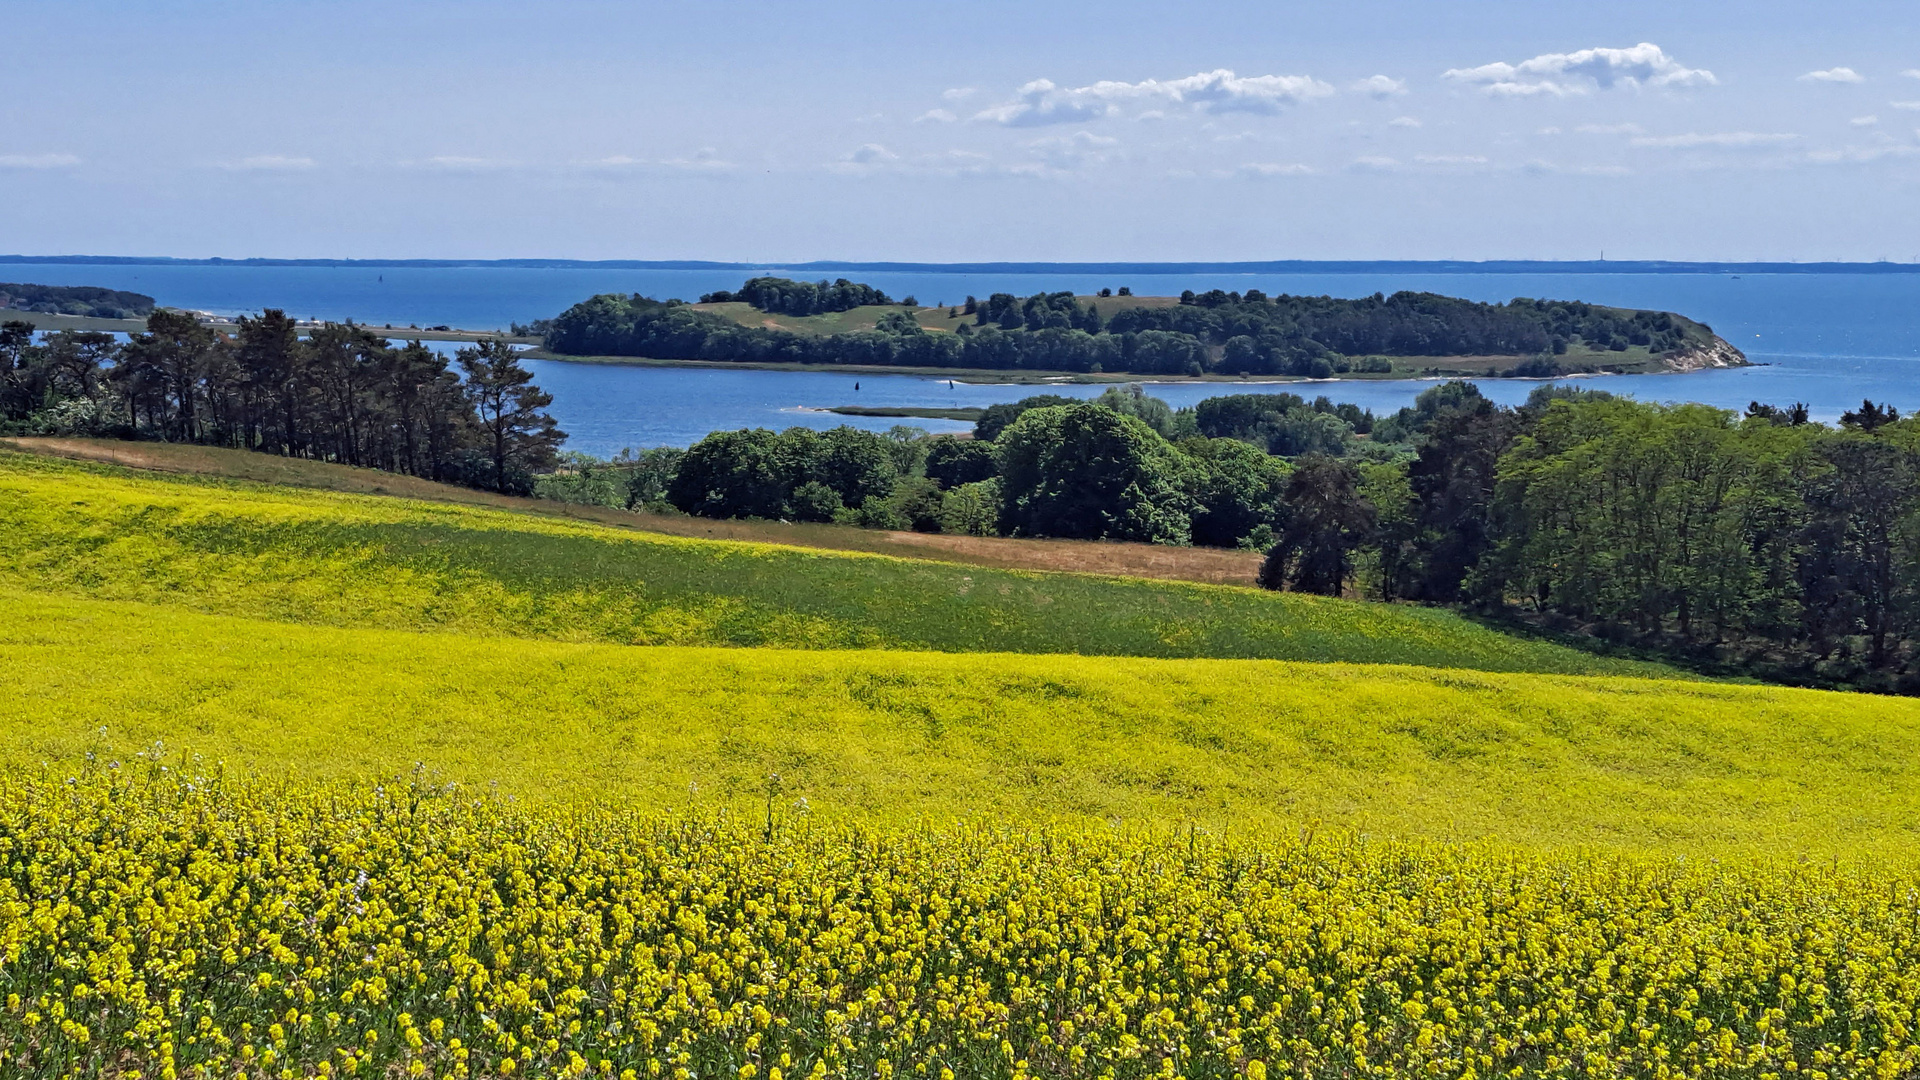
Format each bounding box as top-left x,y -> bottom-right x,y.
15,262 -> 1920,454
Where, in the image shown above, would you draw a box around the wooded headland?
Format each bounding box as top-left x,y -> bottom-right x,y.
542,275 -> 1745,379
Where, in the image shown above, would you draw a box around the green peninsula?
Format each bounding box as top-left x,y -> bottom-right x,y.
540,276 -> 1747,379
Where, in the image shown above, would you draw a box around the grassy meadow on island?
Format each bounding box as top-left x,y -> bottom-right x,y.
6,277 -> 1920,1080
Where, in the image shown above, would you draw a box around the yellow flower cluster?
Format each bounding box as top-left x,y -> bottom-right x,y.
2,768 -> 1918,1080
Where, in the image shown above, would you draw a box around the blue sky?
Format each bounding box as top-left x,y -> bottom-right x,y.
4,0 -> 1917,261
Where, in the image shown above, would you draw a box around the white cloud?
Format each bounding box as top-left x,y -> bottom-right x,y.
1023,131 -> 1119,170
1415,154 -> 1490,165
973,79 -> 1111,126
973,68 -> 1334,127
1352,75 -> 1406,98
916,109 -> 958,124
1350,155 -> 1400,171
1630,131 -> 1800,148
941,87 -> 977,102
1906,70 -> 1920,79
1852,116 -> 1881,127
1800,67 -> 1865,84
1575,122 -> 1646,135
221,155 -> 315,171
1236,162 -> 1314,177
1444,42 -> 1715,97
1890,100 -> 1920,111
1388,116 -> 1422,128
0,152 -> 81,168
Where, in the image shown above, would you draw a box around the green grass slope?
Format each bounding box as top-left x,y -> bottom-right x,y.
4,437 -> 1275,586
5,588 -> 1915,853
0,450 -> 1677,675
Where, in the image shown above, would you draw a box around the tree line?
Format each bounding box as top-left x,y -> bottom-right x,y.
0,312 -> 564,493
1256,387 -> 1920,692
699,277 -> 900,315
538,383 -> 1920,692
600,386 -> 1403,551
543,277 -> 1726,377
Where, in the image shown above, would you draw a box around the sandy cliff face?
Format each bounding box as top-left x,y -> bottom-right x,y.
1663,336 -> 1748,372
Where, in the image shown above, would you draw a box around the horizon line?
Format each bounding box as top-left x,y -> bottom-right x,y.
5,255 -> 1920,275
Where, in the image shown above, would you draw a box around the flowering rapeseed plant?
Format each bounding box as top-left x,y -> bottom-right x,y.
2,766 -> 1917,1079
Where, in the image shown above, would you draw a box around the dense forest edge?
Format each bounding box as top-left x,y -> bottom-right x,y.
530,381 -> 1920,694
538,274 -> 1743,378
0,311 -> 564,494
7,295 -> 1918,694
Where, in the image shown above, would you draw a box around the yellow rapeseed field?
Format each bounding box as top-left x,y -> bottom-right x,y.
0,450 -> 1677,675
9,449 -> 1920,1078
7,590 -> 1920,854
3,768 -> 1918,1080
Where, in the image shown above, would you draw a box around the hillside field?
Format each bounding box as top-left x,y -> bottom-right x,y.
0,448 -> 1675,674
9,442 -> 1920,1079
7,587 -> 1920,852
5,437 -> 1278,584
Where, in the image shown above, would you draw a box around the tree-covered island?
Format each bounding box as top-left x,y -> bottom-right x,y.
0,282 -> 156,320
541,275 -> 1746,378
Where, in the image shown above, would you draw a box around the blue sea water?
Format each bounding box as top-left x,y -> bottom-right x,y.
13,261 -> 1920,454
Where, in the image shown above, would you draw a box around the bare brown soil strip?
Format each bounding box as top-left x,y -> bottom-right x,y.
2,438 -> 1262,587
863,530 -> 1261,584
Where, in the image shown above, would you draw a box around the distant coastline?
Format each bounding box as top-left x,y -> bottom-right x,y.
4,255 -> 1920,275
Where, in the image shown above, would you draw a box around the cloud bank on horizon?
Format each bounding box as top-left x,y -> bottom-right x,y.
968,70 -> 1338,126
1,0 -> 1915,261
1443,43 -> 1717,96
874,41 -> 1908,184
